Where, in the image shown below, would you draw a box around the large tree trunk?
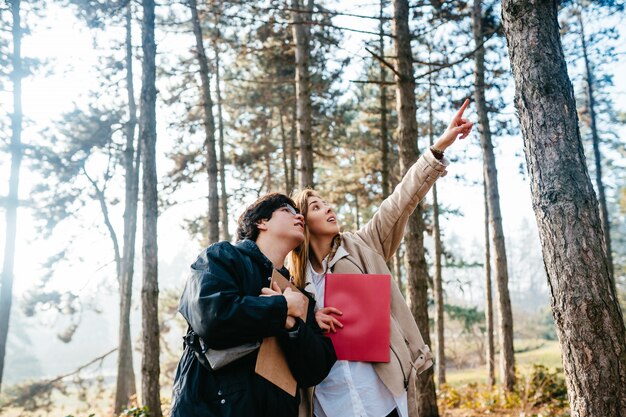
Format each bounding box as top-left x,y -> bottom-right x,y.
189,0 -> 219,244
290,0 -> 314,188
502,1 -> 626,415
392,0 -> 439,414
429,70 -> 445,386
473,0 -> 515,391
212,4 -> 230,242
0,0 -> 23,392
114,2 -> 139,412
578,11 -> 614,289
139,0 -> 161,415
483,178 -> 495,387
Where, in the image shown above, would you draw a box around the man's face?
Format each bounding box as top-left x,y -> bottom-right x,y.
258,204 -> 305,247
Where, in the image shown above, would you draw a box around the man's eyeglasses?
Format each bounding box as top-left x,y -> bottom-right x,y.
278,204 -> 300,216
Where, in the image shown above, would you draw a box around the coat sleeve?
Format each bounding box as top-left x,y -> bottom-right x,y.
278,296 -> 337,388
351,149 -> 449,261
178,243 -> 288,349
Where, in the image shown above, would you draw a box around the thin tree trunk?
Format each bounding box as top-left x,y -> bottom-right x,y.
212,2 -> 230,242
114,2 -> 139,411
189,0 -> 219,244
291,0 -> 314,188
578,11 -> 615,289
502,1 -> 626,415
290,100 -> 297,190
279,108 -> 291,193
83,171 -> 121,280
483,178 -> 495,387
139,0 -> 161,415
473,0 -> 515,391
429,68 -> 445,386
392,0 -> 439,414
379,0 -> 390,199
0,0 -> 22,391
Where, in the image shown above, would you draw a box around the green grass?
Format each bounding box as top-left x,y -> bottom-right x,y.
444,340 -> 563,387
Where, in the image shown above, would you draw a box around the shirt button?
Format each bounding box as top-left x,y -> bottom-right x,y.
220,399 -> 226,404
217,390 -> 222,396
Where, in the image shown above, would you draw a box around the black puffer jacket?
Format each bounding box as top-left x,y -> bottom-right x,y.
170,239 -> 336,417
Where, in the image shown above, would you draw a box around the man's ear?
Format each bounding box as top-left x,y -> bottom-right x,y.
256,219 -> 268,232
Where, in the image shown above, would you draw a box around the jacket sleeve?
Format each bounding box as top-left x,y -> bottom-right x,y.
352,149 -> 449,261
178,243 -> 288,349
278,296 -> 337,388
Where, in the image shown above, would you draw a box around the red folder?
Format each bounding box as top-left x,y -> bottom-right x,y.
325,274 -> 390,362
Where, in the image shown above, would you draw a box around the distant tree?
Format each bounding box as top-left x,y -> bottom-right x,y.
392,0 -> 439,415
33,0 -> 142,409
291,0 -> 314,188
560,0 -> 625,294
188,0 -> 219,244
472,0 -> 515,392
482,178 -> 495,386
0,0 -> 24,392
502,1 -> 626,415
427,60 -> 446,386
211,0 -> 230,241
138,0 -> 162,415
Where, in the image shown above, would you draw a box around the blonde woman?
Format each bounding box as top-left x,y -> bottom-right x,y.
290,100 -> 472,417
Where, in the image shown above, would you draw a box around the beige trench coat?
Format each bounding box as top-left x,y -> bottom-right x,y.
299,149 -> 448,417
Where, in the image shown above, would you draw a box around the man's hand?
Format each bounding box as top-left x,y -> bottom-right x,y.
433,98 -> 474,151
315,307 -> 343,333
261,282 -> 307,327
283,286 -> 307,320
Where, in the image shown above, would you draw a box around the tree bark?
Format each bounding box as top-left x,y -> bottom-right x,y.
379,0 -> 390,199
279,108 -> 291,193
114,2 -> 139,412
392,0 -> 439,414
473,0 -> 515,391
139,0 -> 161,415
189,0 -> 219,245
212,4 -> 230,242
290,0 -> 314,188
0,0 -> 23,392
290,100 -> 297,191
502,1 -> 626,415
578,11 -> 615,289
429,69 -> 445,386
483,178 -> 495,387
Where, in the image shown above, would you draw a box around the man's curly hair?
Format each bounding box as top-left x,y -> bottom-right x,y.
236,193 -> 298,242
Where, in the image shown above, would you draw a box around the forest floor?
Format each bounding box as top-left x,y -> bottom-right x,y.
1,341 -> 567,417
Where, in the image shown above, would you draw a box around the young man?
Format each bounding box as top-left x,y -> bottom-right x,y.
170,193 -> 336,417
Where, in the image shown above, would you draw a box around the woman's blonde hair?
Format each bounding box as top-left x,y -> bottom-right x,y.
289,188 -> 341,289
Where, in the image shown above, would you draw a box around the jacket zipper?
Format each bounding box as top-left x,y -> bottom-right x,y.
389,345 -> 409,390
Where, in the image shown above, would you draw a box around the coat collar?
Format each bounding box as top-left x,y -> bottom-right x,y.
303,243 -> 350,293
236,239 -> 290,278
236,239 -> 273,270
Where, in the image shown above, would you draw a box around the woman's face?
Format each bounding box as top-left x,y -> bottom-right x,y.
305,195 -> 340,238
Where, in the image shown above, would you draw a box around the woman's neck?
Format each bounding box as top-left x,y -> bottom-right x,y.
309,234 -> 337,273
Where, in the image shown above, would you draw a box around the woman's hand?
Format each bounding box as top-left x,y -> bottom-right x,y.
433,98 -> 474,152
315,307 -> 343,333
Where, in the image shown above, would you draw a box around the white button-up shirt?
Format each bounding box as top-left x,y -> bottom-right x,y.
305,248 -> 408,417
